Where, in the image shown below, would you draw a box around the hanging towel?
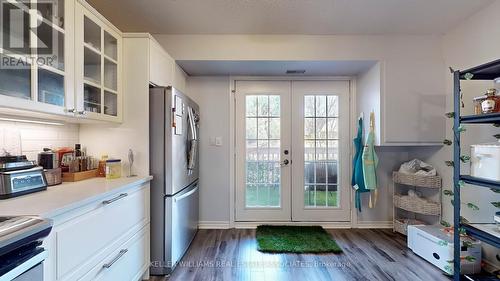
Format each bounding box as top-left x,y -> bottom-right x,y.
352,116 -> 370,212
362,112 -> 379,208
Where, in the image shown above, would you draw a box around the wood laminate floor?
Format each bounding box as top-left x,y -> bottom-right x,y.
149,228 -> 451,281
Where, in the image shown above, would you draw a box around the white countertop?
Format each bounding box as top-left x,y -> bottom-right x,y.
0,175 -> 153,218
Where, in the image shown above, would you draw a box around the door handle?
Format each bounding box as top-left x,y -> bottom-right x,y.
280,159 -> 290,166
102,249 -> 128,269
102,193 -> 128,205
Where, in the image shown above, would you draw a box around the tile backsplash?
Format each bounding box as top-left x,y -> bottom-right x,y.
0,120 -> 79,161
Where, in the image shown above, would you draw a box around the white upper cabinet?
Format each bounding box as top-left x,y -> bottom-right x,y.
0,0 -> 123,123
357,62 -> 446,146
148,37 -> 187,92
75,1 -> 122,122
149,39 -> 174,87
0,0 -> 75,116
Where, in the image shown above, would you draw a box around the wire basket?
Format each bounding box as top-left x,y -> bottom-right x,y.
393,218 -> 425,235
393,194 -> 441,216
393,172 -> 442,189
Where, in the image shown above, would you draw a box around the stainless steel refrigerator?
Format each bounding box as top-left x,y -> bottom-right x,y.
149,86 -> 200,276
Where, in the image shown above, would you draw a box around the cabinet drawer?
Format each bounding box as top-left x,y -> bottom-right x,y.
79,225 -> 149,281
56,187 -> 148,279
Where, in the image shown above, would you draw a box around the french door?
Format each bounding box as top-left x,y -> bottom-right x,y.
235,80 -> 350,222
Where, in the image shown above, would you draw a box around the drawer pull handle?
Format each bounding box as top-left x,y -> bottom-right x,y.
102,193 -> 128,205
102,249 -> 128,269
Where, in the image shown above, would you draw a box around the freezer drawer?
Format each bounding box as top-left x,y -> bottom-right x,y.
151,181 -> 199,275
171,182 -> 199,266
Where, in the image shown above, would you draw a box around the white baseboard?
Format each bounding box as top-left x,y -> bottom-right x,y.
355,221 -> 394,229
198,220 -> 394,229
198,221 -> 231,229
233,221 -> 353,229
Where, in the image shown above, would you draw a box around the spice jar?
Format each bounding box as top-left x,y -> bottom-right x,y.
105,159 -> 122,179
97,155 -> 108,177
481,88 -> 500,114
473,95 -> 486,115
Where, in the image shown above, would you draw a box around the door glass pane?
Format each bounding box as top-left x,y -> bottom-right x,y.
104,91 -> 117,116
0,66 -> 31,100
84,83 -> 101,113
38,68 -> 64,106
245,95 -> 280,208
84,16 -> 101,50
104,58 -> 117,90
104,31 -> 117,60
84,47 -> 100,83
304,95 -> 339,208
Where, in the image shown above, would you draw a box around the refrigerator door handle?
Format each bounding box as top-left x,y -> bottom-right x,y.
187,107 -> 198,173
174,185 -> 199,203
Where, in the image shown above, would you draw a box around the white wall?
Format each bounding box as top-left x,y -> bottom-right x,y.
0,121 -> 79,161
187,77 -> 231,223
357,62 -> 381,145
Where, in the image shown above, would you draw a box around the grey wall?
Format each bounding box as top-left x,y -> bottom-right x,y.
187,76 -> 231,223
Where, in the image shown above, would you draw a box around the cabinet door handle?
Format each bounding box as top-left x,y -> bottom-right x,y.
102,193 -> 128,205
77,110 -> 86,115
67,108 -> 76,113
102,249 -> 128,269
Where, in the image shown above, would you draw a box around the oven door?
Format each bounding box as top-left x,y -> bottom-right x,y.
0,250 -> 46,281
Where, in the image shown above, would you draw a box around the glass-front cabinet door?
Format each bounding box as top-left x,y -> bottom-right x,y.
75,2 -> 121,122
0,0 -> 74,115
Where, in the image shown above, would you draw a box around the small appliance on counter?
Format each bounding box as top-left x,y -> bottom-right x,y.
0,216 -> 53,281
0,155 -> 47,199
38,148 -> 62,186
471,134 -> 500,182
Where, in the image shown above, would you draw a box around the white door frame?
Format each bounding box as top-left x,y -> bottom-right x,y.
229,76 -> 357,226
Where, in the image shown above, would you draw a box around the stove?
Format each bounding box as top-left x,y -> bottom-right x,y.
0,216 -> 52,281
0,156 -> 47,199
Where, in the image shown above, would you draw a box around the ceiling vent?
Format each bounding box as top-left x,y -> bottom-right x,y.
286,69 -> 306,74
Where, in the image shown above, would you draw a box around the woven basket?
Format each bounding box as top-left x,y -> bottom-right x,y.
393,194 -> 441,216
393,218 -> 425,235
393,172 -> 442,189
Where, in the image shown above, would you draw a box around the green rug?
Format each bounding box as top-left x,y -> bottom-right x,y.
255,225 -> 343,254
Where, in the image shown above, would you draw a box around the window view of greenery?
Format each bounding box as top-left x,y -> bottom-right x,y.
244,94 -> 340,208
245,95 -> 281,207
304,95 -> 339,207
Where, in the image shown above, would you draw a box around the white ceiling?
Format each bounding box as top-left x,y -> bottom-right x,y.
88,0 -> 494,35
177,60 -> 376,76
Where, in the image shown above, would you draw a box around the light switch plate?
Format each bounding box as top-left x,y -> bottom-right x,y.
215,137 -> 222,146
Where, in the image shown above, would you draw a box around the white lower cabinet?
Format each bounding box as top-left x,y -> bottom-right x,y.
43,182 -> 150,281
79,226 -> 149,281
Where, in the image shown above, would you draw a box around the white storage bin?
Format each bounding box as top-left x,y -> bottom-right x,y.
408,225 -> 481,275
471,139 -> 500,182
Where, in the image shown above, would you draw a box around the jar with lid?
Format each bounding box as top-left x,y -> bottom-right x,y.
481,88 -> 500,114
105,159 -> 122,179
